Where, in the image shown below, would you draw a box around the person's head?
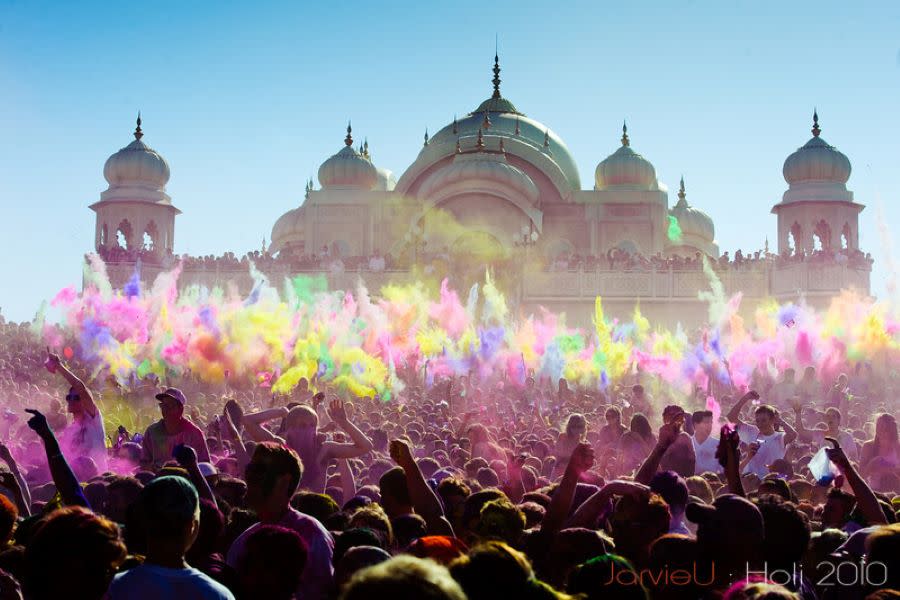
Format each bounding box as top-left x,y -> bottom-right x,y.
782,368 -> 795,383
686,494 -> 764,581
245,442 -> 303,515
605,407 -> 622,427
629,414 -> 652,440
802,366 -> 816,381
24,506 -> 126,600
285,405 -> 319,446
335,545 -> 392,590
610,492 -> 670,566
565,414 -> 587,440
754,405 -> 777,434
756,496 -> 810,572
647,535 -> 699,600
865,523 -> 900,592
650,471 -> 689,515
379,467 -> 412,518
692,411 -> 714,439
155,388 -> 186,426
874,414 -> 899,444
237,525 -> 308,600
140,475 -> 200,558
340,555 -> 466,600
64,386 -> 84,418
291,491 -> 340,524
567,554 -> 649,600
685,476 -> 714,504
824,407 -> 842,431
105,476 -> 144,524
449,540 -> 534,600
473,498 -> 526,546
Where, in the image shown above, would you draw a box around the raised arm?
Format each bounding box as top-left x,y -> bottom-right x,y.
726,390 -> 758,427
635,422 -> 681,484
0,442 -> 31,514
338,458 -> 356,506
322,399 -> 373,460
792,404 -> 815,442
45,352 -> 98,418
540,443 -> 594,540
174,444 -> 217,508
25,409 -> 89,509
242,407 -> 289,443
775,410 -> 797,446
390,439 -> 453,536
826,437 -> 887,526
716,425 -> 745,497
221,410 -> 251,472
566,480 -> 649,529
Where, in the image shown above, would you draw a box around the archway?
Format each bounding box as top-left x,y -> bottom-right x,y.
116,219 -> 133,250
788,222 -> 802,256
813,220 -> 831,252
143,221 -> 159,252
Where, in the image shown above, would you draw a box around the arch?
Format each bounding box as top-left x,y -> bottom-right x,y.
143,221 -> 159,252
450,230 -> 507,262
116,219 -> 133,250
100,223 -> 108,247
788,222 -> 803,256
841,222 -> 852,250
813,219 -> 832,252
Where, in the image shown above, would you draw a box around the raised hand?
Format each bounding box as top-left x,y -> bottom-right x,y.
44,349 -> 61,374
657,422 -> 681,450
567,442 -> 595,477
824,436 -> 851,472
24,409 -> 51,438
312,391 -> 326,409
716,424 -> 740,469
328,398 -> 348,425
389,439 -> 415,468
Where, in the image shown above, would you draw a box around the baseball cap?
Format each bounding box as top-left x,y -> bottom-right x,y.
156,388 -> 187,405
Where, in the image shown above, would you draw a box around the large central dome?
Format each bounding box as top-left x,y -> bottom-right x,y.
422,55 -> 581,191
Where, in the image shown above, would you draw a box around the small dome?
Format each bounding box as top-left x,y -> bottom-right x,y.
103,115 -> 170,189
318,123 -> 378,189
670,178 -> 714,242
374,167 -> 396,191
271,206 -> 306,254
783,112 -> 850,186
418,147 -> 539,202
595,124 -> 658,190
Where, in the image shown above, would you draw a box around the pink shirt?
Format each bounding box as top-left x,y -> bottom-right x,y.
227,507 -> 334,600
140,418 -> 210,467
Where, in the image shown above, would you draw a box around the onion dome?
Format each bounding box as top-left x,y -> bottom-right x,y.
103,113 -> 170,190
782,111 -> 851,186
670,177 -> 714,242
270,206 -> 306,254
594,122 -> 659,190
317,123 -> 378,189
418,142 -> 539,203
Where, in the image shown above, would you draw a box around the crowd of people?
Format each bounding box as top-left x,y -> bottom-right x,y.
0,318 -> 897,599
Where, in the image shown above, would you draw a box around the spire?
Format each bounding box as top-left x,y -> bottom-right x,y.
543,129 -> 550,151
621,120 -> 629,147
134,111 -> 143,140
492,42 -> 502,99
476,128 -> 485,150
423,128 -> 429,147
676,175 -> 688,207
344,121 -> 353,146
514,116 -> 520,136
812,108 -> 820,137
363,138 -> 370,159
452,115 -> 458,135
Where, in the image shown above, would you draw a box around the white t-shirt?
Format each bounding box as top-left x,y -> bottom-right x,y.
809,430 -> 858,462
692,435 -> 722,475
737,423 -> 786,478
107,564 -> 234,600
62,409 -> 108,472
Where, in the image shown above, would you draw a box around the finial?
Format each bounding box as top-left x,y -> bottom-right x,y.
514,116 -> 520,136
543,129 -> 550,149
476,128 -> 485,150
134,111 -> 143,140
423,129 -> 429,147
345,121 -> 353,146
452,115 -> 458,135
621,120 -> 629,147
812,108 -> 820,137
499,138 -> 506,153
482,110 -> 491,130
492,42 -> 502,99
456,136 -> 462,154
363,138 -> 370,159
678,176 -> 686,202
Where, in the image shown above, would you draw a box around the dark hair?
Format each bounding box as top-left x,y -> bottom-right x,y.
248,442 -> 303,496
630,414 -> 653,441
379,467 -> 412,507
692,410 -> 713,425
757,496 -> 811,571
239,524 -> 308,600
650,471 -> 689,510
291,491 -> 340,524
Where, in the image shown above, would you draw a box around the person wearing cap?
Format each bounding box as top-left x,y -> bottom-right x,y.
43,351 -> 108,472
107,475 -> 234,599
141,388 -> 210,468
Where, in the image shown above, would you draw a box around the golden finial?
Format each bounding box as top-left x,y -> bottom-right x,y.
621,121 -> 629,147
492,42 -> 502,100
134,111 -> 143,140
345,121 -> 353,146
812,109 -> 820,137
476,128 -> 485,150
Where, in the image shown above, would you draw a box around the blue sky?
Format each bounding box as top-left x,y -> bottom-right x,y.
1,0 -> 899,321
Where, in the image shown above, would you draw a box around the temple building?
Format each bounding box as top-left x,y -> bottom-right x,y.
89,57 -> 871,327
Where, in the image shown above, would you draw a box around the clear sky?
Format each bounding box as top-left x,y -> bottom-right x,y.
1,0 -> 899,322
